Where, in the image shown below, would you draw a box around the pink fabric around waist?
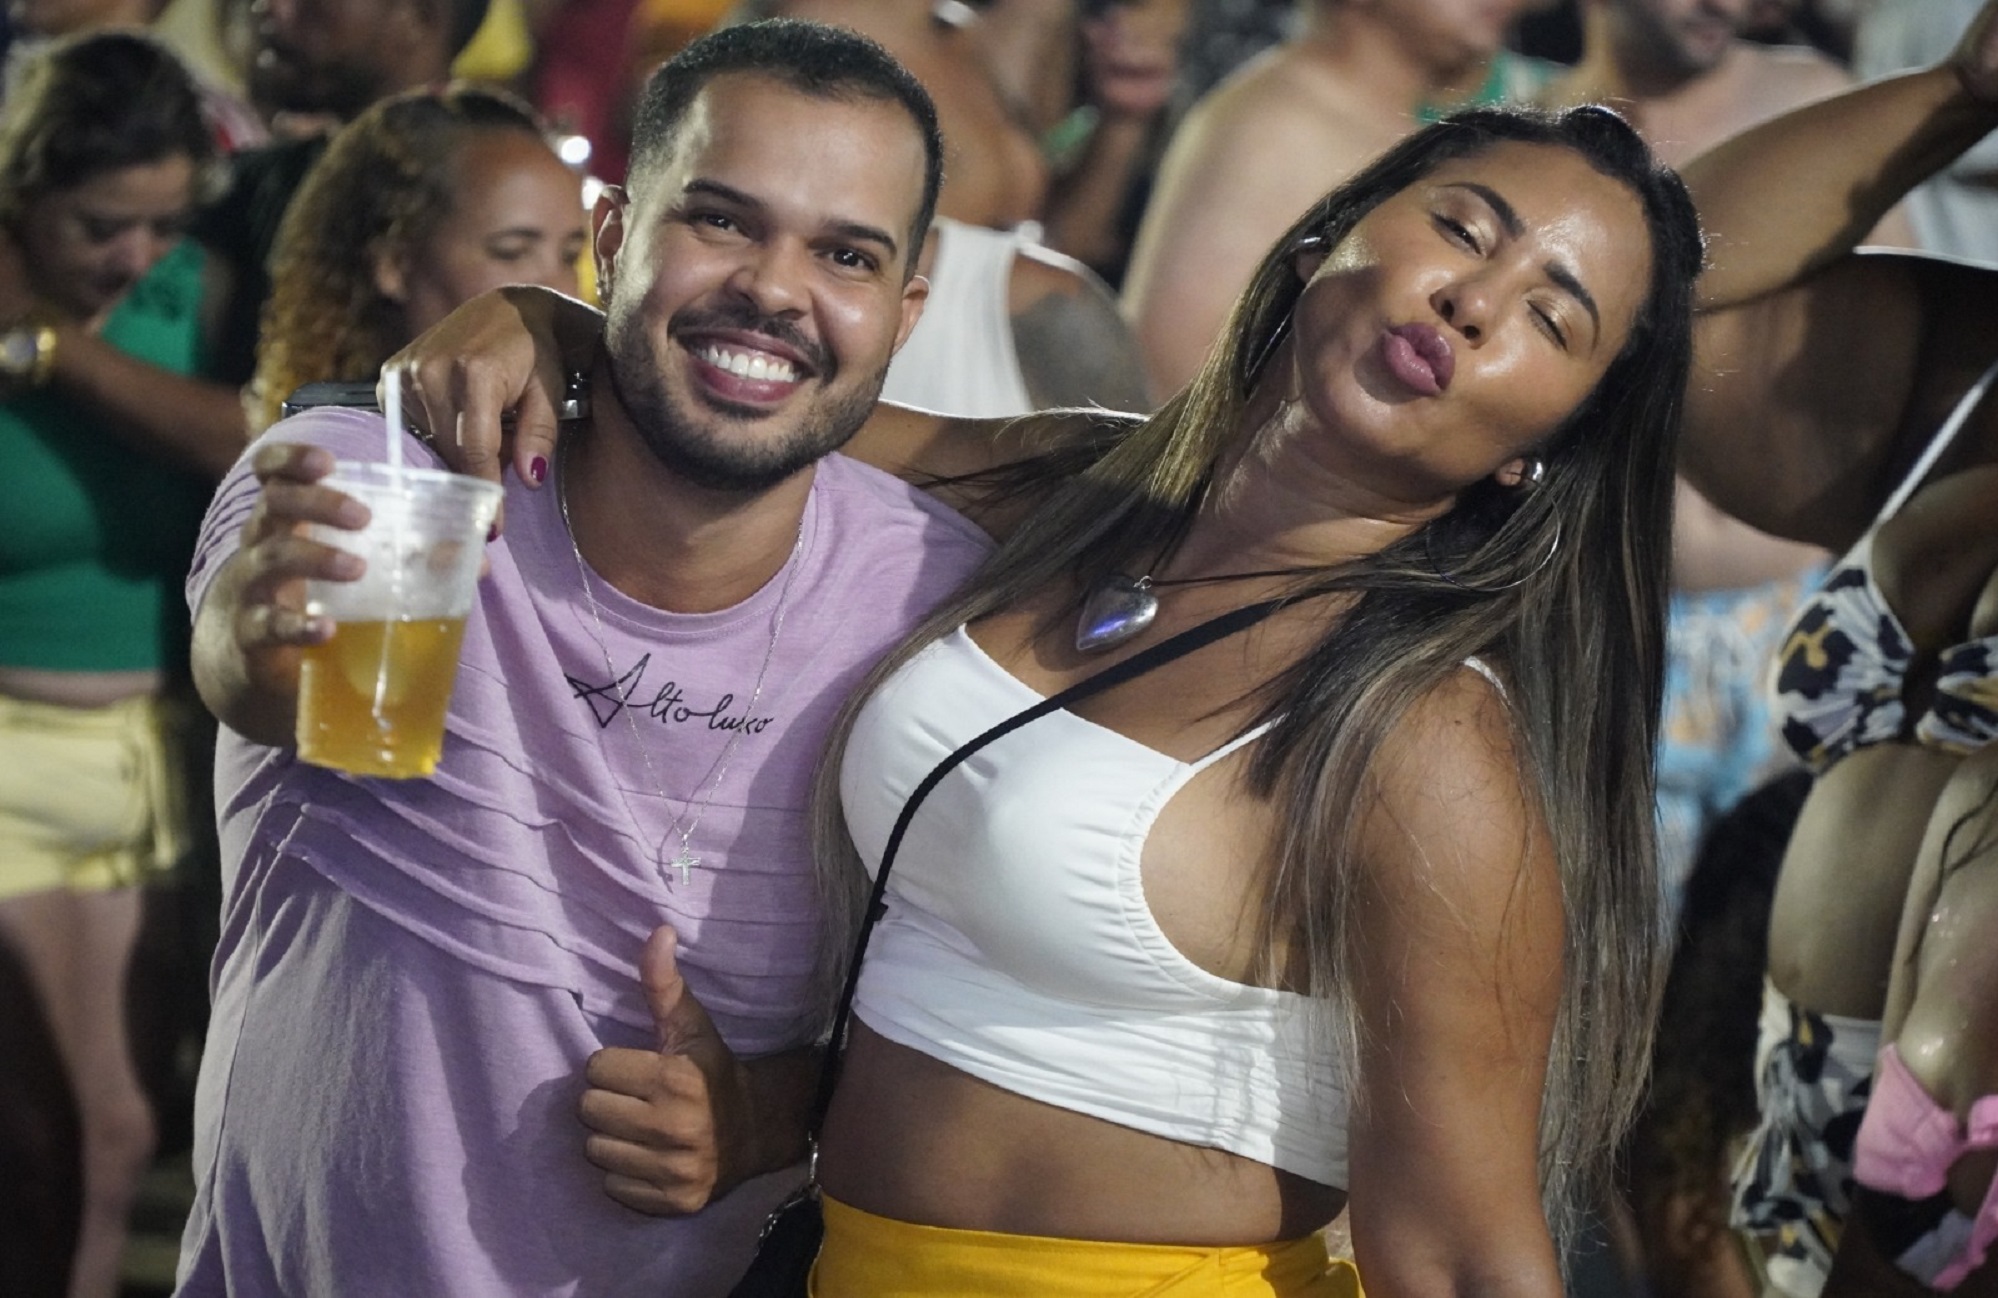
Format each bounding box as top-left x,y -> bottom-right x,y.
1854,1044 -> 1998,1289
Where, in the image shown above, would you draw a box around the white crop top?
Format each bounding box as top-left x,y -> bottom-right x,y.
840,626 -> 1350,1187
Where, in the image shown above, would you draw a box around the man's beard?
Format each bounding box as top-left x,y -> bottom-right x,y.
1618,4 -> 1731,81
601,298 -> 885,494
248,44 -> 385,122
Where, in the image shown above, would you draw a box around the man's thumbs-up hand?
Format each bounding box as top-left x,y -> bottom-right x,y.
581,925 -> 756,1215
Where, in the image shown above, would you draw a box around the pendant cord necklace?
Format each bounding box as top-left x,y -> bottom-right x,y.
558,443 -> 802,886
1074,497 -> 1339,654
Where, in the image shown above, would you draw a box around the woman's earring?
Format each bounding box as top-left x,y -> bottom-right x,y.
1515,457 -> 1547,491
1251,236 -> 1329,383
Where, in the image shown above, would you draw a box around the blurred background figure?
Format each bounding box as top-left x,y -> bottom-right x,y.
740,0 -> 1050,229
1620,771 -> 1812,1298
621,0 -> 729,74
1174,0 -> 1292,101
1545,0 -> 1860,157
1035,0 -> 1191,286
724,0 -> 1155,416
1742,0 -> 1867,57
192,0 -> 495,395
0,0 -> 265,147
0,938 -> 81,1298
1515,0 -> 1585,61
578,0 -> 732,182
0,31 -> 231,1298
1542,0 -> 1910,901
1740,0 -> 1804,41
1121,0 -> 1549,395
530,0 -> 673,183
1855,0 -> 1998,267
249,85 -> 583,429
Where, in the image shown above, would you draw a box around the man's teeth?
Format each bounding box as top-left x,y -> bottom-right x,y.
698,346 -> 799,383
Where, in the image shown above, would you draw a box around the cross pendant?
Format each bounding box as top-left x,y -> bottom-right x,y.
669,847 -> 699,886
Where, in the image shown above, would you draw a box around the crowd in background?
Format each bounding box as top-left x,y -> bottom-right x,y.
0,0 -> 1995,1295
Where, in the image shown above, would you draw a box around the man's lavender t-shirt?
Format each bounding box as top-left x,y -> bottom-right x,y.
174,408 -> 990,1297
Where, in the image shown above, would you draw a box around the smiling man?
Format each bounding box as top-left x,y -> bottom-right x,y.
173,22 -> 992,1298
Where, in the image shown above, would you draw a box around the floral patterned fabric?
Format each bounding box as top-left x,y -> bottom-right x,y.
1770,549 -> 1913,774
1731,980 -> 1881,1298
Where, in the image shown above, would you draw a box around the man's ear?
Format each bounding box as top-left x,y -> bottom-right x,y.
892,273 -> 930,355
592,185 -> 630,302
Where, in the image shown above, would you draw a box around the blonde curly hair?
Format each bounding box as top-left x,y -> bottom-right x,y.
251,84 -> 555,430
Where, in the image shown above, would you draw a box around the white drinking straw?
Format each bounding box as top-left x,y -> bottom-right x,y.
383,365 -> 404,478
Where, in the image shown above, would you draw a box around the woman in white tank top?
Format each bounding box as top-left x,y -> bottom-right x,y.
798,42 -> 1998,1293
799,103 -> 1706,1296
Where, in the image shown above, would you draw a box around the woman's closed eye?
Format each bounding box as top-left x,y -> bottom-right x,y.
1434,213 -> 1482,254
1530,302 -> 1569,349
484,235 -> 539,263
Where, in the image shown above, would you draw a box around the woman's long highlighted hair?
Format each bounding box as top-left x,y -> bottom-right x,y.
811,106 -> 1704,1246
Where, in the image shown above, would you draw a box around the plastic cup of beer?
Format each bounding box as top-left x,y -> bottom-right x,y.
295,463 -> 503,778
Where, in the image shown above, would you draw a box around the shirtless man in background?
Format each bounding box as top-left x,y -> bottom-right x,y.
1546,0 -> 1863,172
730,0 -> 1152,413
1120,0 -> 1540,394
736,0 -> 1047,228
1544,0 -> 1913,894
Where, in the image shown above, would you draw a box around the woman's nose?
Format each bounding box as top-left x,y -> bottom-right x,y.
1432,276 -> 1494,344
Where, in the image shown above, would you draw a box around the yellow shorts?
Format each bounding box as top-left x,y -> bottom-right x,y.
812,1193 -> 1364,1297
0,691 -> 191,900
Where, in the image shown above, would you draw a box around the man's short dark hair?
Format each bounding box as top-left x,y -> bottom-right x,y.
625,19 -> 945,266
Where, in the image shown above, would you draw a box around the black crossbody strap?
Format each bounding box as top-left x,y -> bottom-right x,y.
807,595 -> 1293,1131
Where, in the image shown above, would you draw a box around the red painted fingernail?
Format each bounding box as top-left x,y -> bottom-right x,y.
488,523 -> 500,543
529,455 -> 548,484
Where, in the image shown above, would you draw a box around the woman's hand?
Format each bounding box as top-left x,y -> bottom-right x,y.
384,285 -> 604,510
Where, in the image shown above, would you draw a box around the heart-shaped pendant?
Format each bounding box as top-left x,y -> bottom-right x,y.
1075,575 -> 1159,654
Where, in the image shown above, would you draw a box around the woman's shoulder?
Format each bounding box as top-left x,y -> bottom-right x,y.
1361,661 -> 1541,873
1390,660 -> 1518,752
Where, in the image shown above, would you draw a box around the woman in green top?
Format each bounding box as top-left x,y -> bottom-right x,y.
0,32 -> 226,1298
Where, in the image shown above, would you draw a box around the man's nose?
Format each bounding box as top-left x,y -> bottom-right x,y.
725,239 -> 810,317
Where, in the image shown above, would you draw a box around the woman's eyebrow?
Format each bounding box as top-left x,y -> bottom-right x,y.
1442,181 -> 1602,343
1442,181 -> 1522,236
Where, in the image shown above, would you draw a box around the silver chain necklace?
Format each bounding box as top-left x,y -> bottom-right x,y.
557,448 -> 803,886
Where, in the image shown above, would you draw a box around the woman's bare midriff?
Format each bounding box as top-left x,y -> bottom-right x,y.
816,1020 -> 1346,1247
0,665 -> 161,709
